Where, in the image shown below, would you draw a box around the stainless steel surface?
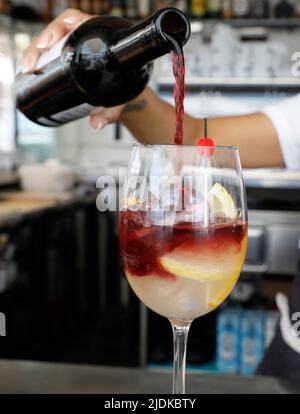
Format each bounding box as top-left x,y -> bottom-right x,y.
243,169 -> 300,190
0,360 -> 299,394
246,227 -> 265,264
246,210 -> 300,276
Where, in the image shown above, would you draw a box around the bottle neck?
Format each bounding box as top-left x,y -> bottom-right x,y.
110,8 -> 190,69
110,21 -> 167,68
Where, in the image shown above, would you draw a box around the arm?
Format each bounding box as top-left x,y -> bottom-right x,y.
120,88 -> 285,169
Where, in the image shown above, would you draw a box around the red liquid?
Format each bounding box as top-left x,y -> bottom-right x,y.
119,210 -> 248,280
172,48 -> 186,146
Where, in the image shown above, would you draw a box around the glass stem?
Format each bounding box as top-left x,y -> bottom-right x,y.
170,320 -> 192,394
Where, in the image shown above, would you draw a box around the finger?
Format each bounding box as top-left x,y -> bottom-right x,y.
90,106 -> 124,131
90,110 -> 109,131
21,9 -> 92,73
43,10 -> 91,50
21,45 -> 42,74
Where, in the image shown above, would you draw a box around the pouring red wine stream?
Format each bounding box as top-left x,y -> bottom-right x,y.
166,34 -> 186,146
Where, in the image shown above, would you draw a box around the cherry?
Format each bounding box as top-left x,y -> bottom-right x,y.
197,137 -> 215,156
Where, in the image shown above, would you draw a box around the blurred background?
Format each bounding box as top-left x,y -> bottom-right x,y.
0,0 -> 300,377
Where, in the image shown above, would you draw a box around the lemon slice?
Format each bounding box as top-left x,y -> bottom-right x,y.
208,237 -> 248,308
208,276 -> 238,309
160,255 -> 232,282
209,183 -> 237,219
160,237 -> 248,284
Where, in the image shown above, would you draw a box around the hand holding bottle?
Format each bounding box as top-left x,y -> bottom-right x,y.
21,9 -> 91,73
18,7 -> 190,130
20,8 -> 127,131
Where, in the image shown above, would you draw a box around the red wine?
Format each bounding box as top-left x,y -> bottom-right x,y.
120,209 -> 248,279
172,47 -> 185,146
16,8 -> 190,127
165,31 -> 186,146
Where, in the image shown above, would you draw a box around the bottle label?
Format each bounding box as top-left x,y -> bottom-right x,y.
223,0 -> 233,18
38,103 -> 96,126
138,0 -> 151,17
36,34 -> 70,70
207,0 -> 221,13
191,0 -> 206,16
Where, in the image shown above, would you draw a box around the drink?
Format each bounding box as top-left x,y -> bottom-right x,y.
100,0 -> 111,14
120,210 -> 248,320
79,0 -> 93,13
0,0 -> 11,14
206,0 -> 222,18
170,43 -> 185,145
222,0 -> 233,19
109,0 -> 123,16
175,0 -> 188,14
190,0 -> 206,18
124,0 -> 137,19
120,144 -> 248,393
138,0 -> 151,18
295,0 -> 300,18
232,0 -> 250,18
154,0 -> 174,11
216,309 -> 241,373
240,311 -> 265,375
251,0 -> 269,18
16,8 -> 190,127
52,0 -> 69,18
275,0 -> 294,18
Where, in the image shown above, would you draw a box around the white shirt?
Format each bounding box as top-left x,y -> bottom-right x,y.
262,94 -> 300,170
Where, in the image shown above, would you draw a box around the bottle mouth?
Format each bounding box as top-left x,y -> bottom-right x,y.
155,8 -> 191,48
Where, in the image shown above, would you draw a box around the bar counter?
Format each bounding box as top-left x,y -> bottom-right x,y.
0,360 -> 299,394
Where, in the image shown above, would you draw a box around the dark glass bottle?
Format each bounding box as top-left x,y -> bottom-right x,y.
206,0 -> 222,19
124,0 -> 138,19
109,0 -> 123,17
222,0 -> 233,19
251,0 -> 269,19
16,8 -> 190,127
190,0 -> 206,18
232,0 -> 250,18
0,0 -> 12,15
275,0 -> 294,18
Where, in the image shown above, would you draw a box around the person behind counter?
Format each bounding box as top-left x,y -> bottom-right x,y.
21,8 -> 300,381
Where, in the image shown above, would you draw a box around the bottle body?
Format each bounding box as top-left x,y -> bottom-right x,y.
232,0 -> 250,18
206,0 -> 222,18
16,9 -> 190,127
190,0 -> 206,18
222,0 -> 233,19
251,0 -> 269,19
275,1 -> 294,18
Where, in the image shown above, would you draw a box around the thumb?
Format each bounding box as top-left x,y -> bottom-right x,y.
90,109 -> 108,131
90,105 -> 124,131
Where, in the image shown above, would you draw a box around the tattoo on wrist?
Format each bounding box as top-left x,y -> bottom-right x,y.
122,100 -> 148,115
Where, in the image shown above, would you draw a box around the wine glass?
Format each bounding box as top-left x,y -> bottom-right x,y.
119,144 -> 248,394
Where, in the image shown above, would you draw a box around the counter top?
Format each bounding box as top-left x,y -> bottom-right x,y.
0,188 -> 94,227
0,360 -> 299,394
0,173 -> 19,187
